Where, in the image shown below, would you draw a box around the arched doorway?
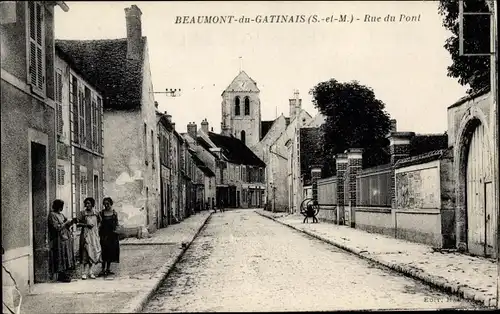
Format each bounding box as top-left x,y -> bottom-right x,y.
465,121 -> 494,256
456,110 -> 495,257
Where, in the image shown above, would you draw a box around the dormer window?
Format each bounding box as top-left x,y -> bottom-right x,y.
244,97 -> 250,115
235,96 -> 240,115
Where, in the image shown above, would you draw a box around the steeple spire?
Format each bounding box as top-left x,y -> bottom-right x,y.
239,56 -> 243,73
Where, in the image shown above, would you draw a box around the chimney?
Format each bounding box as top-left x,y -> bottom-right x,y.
154,101 -> 158,109
187,122 -> 197,139
125,5 -> 143,61
201,119 -> 209,134
289,89 -> 302,119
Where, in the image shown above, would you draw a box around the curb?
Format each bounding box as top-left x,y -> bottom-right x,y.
119,212 -> 213,313
255,211 -> 496,309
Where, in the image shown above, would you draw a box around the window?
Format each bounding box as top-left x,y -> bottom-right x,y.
93,174 -> 99,206
55,70 -> 63,136
84,87 -> 91,148
78,86 -> 86,145
151,130 -> 155,168
244,97 -> 250,115
241,130 -> 246,145
235,96 -> 240,115
27,1 -> 45,96
91,94 -> 98,151
70,75 -> 78,143
57,165 -> 65,186
80,166 -> 88,203
97,97 -> 103,154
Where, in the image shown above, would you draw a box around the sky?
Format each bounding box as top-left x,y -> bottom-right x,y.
54,1 -> 469,135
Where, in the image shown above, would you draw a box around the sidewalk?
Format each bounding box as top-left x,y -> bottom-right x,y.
21,211 -> 212,314
255,209 -> 497,308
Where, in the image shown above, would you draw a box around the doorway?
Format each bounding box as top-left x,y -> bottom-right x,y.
93,174 -> 99,207
31,141 -> 48,283
465,122 -> 495,257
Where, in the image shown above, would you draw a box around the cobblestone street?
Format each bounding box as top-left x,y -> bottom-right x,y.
143,209 -> 483,312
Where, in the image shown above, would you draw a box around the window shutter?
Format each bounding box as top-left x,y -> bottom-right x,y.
55,71 -> 63,135
92,95 -> 97,151
79,89 -> 85,145
28,2 -> 44,94
98,97 -> 103,154
71,77 -> 79,143
28,2 -> 36,86
80,169 -> 87,199
57,166 -> 65,186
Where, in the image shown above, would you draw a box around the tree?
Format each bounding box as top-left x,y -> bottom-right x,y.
437,0 -> 491,94
310,79 -> 392,169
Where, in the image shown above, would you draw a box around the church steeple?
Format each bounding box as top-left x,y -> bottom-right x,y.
221,70 -> 261,147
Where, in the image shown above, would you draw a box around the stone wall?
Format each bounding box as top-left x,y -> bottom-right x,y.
393,149 -> 455,248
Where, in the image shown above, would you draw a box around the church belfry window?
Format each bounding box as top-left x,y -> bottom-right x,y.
244,97 -> 250,115
235,96 -> 240,115
241,130 -> 246,144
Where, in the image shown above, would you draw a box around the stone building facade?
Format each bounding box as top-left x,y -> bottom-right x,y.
54,48 -> 105,254
1,0 -> 69,292
55,5 -> 160,234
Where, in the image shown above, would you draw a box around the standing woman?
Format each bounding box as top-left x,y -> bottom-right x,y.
48,199 -> 77,282
98,197 -> 120,277
76,197 -> 102,279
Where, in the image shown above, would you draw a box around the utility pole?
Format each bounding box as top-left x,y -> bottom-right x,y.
459,2 -> 498,307
487,0 -> 500,309
151,88 -> 182,97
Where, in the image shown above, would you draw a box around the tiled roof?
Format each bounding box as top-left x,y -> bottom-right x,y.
55,37 -> 146,111
190,151 -> 215,177
261,120 -> 275,140
299,127 -> 324,181
197,136 -> 217,156
207,132 -> 266,167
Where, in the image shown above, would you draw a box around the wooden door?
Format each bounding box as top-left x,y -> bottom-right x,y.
31,142 -> 48,282
466,122 -> 494,257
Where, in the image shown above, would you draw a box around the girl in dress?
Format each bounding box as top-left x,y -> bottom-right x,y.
48,199 -> 77,282
76,197 -> 102,279
98,197 -> 120,277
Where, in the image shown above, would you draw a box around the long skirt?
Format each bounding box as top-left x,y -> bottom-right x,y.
79,229 -> 102,264
49,237 -> 76,274
100,231 -> 120,263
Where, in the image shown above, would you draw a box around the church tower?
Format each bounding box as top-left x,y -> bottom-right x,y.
221,70 -> 261,148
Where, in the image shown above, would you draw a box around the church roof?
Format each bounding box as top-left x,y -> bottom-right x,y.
222,71 -> 260,94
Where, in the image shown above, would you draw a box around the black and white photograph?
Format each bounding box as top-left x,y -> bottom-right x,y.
1,0 -> 499,312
